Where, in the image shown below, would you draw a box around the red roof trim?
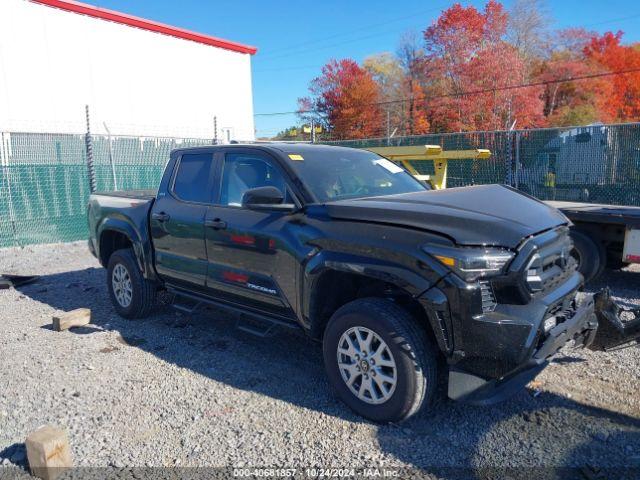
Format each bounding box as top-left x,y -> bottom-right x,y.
30,0 -> 257,55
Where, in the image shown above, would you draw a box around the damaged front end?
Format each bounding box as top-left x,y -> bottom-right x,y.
590,288 -> 640,352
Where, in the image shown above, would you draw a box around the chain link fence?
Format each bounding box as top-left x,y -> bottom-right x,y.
0,132 -> 209,248
1,123 -> 639,248
328,122 -> 640,206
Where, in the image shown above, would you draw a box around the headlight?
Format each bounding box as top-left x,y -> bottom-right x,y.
423,244 -> 515,282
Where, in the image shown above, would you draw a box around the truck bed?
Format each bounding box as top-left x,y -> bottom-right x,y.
547,201 -> 640,227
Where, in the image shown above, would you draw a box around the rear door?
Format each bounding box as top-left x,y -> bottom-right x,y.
150,151 -> 215,288
203,148 -> 299,317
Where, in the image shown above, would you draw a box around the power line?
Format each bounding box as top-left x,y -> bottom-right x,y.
258,3 -> 449,58
256,27 -> 419,63
254,11 -> 640,73
253,67 -> 640,116
582,12 -> 640,27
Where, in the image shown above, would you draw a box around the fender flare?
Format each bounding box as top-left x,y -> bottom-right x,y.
302,250 -> 437,337
97,218 -> 155,279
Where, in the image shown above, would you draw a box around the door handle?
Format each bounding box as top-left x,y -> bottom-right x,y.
205,218 -> 227,230
152,212 -> 170,222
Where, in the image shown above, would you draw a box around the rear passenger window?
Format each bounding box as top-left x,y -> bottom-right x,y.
173,153 -> 212,203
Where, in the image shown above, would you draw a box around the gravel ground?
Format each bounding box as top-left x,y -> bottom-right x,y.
0,241 -> 639,479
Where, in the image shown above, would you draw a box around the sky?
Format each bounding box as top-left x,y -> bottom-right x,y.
82,0 -> 640,138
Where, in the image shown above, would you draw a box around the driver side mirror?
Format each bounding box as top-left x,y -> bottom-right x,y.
242,186 -> 296,212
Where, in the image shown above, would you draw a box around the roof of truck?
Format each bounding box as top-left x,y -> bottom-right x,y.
171,143 -> 360,156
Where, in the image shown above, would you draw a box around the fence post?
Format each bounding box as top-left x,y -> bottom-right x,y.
505,130 -> 513,186
0,132 -> 19,246
84,105 -> 96,193
103,122 -> 118,191
386,110 -> 390,146
514,130 -> 520,189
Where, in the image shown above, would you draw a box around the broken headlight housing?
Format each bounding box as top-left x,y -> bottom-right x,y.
423,244 -> 515,282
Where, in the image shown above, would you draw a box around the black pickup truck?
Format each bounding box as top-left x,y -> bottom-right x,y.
87,143 -> 638,423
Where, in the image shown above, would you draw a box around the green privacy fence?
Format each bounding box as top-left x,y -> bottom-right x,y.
2,123 -> 640,248
0,132 -> 209,248
328,122 -> 640,206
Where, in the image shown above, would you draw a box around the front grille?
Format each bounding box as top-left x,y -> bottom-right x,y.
525,229 -> 575,295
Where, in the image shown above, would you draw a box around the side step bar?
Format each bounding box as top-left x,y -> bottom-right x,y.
172,298 -> 203,314
167,287 -> 299,338
590,288 -> 640,351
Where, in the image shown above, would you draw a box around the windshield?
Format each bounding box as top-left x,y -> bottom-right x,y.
285,148 -> 428,202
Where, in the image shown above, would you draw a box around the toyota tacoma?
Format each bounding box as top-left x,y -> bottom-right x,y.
87,144 -> 639,423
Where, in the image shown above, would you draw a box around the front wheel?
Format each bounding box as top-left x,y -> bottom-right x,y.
107,248 -> 157,319
323,298 -> 438,423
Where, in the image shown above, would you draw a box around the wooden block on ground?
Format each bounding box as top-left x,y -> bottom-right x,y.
25,425 -> 73,480
52,308 -> 91,331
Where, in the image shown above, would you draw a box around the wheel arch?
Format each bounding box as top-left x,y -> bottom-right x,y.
98,218 -> 153,279
303,252 -> 440,346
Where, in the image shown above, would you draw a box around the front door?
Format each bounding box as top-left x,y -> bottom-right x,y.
150,151 -> 215,288
203,149 -> 298,318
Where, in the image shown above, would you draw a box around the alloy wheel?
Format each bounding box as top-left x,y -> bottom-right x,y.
112,263 -> 133,308
336,326 -> 397,404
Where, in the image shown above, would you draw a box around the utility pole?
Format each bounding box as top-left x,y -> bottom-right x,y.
310,118 -> 316,143
213,116 -> 218,145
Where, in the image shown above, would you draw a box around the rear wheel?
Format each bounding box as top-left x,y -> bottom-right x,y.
323,298 -> 437,423
107,248 -> 157,319
570,230 -> 606,283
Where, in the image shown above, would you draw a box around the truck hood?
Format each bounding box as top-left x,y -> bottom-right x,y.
323,184 -> 568,248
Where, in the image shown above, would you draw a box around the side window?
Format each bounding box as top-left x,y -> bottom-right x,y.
220,153 -> 290,206
173,153 -> 212,203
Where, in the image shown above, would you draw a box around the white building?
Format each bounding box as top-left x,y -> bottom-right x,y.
0,0 -> 257,140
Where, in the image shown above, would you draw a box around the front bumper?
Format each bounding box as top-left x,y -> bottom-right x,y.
447,291 -> 598,405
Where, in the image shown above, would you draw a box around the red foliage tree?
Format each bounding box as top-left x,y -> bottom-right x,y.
298,59 -> 383,139
584,31 -> 640,122
401,80 -> 430,135
534,29 -> 614,126
422,1 -> 544,132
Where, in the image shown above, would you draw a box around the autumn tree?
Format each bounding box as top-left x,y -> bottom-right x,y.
363,52 -> 404,135
298,59 -> 383,139
506,0 -> 551,64
534,28 -> 612,125
396,32 -> 430,135
422,1 -> 544,132
298,0 -> 640,140
584,31 -> 640,122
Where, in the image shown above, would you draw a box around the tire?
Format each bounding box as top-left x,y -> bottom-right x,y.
570,230 -> 606,283
107,248 -> 157,319
322,297 -> 438,423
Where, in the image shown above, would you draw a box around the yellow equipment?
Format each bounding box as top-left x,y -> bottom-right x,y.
365,145 -> 491,190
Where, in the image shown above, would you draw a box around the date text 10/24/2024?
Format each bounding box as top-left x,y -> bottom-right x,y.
233,468 -> 401,478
